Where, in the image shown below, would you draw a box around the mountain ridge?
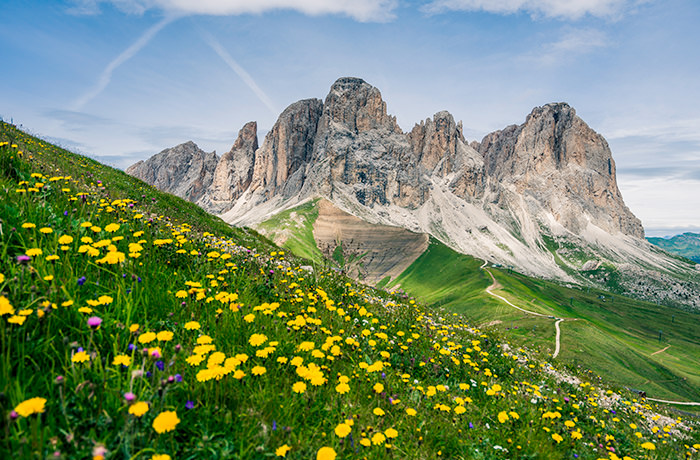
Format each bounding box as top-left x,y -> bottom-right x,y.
127,77 -> 699,309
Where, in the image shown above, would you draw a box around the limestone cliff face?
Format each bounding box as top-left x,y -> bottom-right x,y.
199,121 -> 258,214
409,111 -> 485,201
250,99 -> 323,199
125,141 -> 218,204
127,77 -> 651,285
311,77 -> 428,209
478,103 -> 644,238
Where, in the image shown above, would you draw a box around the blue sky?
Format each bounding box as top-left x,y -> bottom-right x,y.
2,0 -> 699,236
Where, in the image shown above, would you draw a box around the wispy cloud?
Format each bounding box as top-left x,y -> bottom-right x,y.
68,0 -> 398,22
71,15 -> 176,110
422,0 -> 640,20
525,27 -> 608,65
200,32 -> 279,117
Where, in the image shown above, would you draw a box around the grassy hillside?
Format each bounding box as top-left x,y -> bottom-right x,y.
1,122 -> 699,459
393,238 -> 700,404
255,199 -> 324,264
648,233 -> 700,263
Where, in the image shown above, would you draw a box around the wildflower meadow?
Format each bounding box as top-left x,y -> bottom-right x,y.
1,121 -> 698,459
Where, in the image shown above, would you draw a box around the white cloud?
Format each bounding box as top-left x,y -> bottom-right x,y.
528,27 -> 608,65
422,0 -> 639,20
69,0 -> 398,22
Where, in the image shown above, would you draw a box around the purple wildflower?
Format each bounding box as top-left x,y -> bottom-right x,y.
185,400 -> 194,409
155,360 -> 164,371
87,316 -> 102,329
77,276 -> 86,286
16,255 -> 30,264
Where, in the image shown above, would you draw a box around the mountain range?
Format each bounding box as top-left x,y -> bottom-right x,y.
127,77 -> 699,309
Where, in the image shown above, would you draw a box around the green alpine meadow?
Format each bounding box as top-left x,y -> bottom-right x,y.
2,119 -> 700,460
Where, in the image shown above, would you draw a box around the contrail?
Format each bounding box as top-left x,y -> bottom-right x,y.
201,31 -> 279,116
72,15 -> 176,111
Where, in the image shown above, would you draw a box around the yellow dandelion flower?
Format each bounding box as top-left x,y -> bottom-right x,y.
373,407 -> 385,416
26,248 -> 43,257
371,432 -> 386,445
373,383 -> 384,393
251,366 -> 266,376
497,411 -> 509,423
335,423 -> 351,438
385,427 -> 398,438
151,454 -> 171,460
8,315 -> 26,325
335,383 -> 350,394
316,447 -> 336,460
39,227 -> 53,234
244,313 -> 255,323
571,431 -> 582,440
113,355 -> 132,366
186,354 -> 205,366
292,381 -> 306,394
184,321 -> 200,330
275,444 -> 291,457
104,223 -> 120,233
139,332 -> 157,344
249,333 -> 268,347
58,235 -> 74,245
406,408 -> 417,416
641,442 -> 655,450
14,397 -> 47,417
129,401 -> 149,417
157,331 -> 174,342
72,351 -> 90,363
152,410 -> 180,434
0,297 -> 15,316
21,223 -> 36,229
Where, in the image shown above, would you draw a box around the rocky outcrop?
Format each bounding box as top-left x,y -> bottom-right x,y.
409,111 -> 485,200
125,141 -> 218,203
478,103 -> 644,238
250,99 -> 323,199
199,121 -> 258,214
310,78 -> 428,209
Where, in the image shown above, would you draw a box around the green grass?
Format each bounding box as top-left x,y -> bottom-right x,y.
1,122 -> 699,459
392,237 -> 700,405
255,199 -> 324,263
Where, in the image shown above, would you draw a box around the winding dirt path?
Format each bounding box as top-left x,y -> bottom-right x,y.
478,261 -> 700,405
645,398 -> 700,406
650,345 -> 671,356
480,261 -> 563,358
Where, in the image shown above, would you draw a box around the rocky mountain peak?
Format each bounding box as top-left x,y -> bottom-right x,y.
199,121 -> 259,213
320,77 -> 400,134
250,98 -> 324,198
125,141 -> 218,204
230,121 -> 258,152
